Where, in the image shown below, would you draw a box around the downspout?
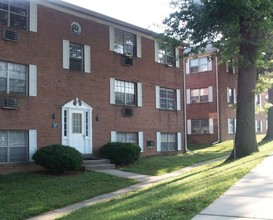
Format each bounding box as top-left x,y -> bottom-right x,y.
183,56 -> 188,152
212,55 -> 220,144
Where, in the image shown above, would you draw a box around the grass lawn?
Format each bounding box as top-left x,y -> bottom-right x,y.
60,139 -> 273,220
122,140 -> 234,175
0,171 -> 136,220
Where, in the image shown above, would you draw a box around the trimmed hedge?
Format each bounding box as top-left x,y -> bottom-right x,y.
32,144 -> 83,174
100,142 -> 141,165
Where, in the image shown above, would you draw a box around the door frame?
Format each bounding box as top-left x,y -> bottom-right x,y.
61,98 -> 93,154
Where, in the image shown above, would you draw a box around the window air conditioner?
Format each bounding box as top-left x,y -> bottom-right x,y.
3,29 -> 19,42
2,98 -> 19,109
123,53 -> 133,66
122,108 -> 134,117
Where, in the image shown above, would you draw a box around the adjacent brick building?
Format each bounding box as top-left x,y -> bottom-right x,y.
185,45 -> 267,145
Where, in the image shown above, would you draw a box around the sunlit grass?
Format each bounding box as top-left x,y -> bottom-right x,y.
0,171 -> 136,220
122,140 -> 234,176
61,138 -> 273,220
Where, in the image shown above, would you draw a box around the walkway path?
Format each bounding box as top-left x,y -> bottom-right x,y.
28,157 -> 225,220
192,153 -> 273,220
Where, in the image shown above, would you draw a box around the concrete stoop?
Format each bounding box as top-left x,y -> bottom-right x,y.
82,159 -> 115,171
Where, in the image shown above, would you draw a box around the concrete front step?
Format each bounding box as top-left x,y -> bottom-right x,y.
85,164 -> 116,171
82,159 -> 111,166
82,159 -> 115,170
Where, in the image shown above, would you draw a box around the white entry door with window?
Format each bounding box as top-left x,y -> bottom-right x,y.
62,98 -> 92,154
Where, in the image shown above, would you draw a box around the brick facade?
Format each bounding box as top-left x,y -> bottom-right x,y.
0,0 -> 268,170
0,0 -> 185,167
185,49 -> 267,145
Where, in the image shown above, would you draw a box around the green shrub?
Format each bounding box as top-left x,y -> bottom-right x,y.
32,144 -> 83,174
100,142 -> 141,165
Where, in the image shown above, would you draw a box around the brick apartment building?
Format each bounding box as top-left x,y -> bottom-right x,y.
185,45 -> 267,145
0,0 -> 267,169
0,0 -> 185,166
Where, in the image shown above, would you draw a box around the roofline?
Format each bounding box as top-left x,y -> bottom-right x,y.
43,0 -> 157,36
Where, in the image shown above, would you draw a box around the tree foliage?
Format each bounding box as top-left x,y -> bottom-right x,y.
164,0 -> 273,158
256,46 -> 273,140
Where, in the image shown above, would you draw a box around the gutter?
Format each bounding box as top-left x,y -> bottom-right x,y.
212,55 -> 221,145
183,56 -> 189,152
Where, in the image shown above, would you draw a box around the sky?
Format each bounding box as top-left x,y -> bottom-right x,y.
62,0 -> 174,32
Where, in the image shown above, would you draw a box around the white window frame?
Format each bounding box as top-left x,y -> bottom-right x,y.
109,26 -> 141,58
0,130 -> 37,163
255,94 -> 262,107
63,40 -> 91,73
154,41 -> 180,68
187,86 -> 213,104
228,118 -> 236,134
255,120 -> 263,133
156,132 -> 181,152
0,61 -> 37,96
111,131 -> 144,152
156,86 -> 180,110
227,87 -> 236,104
110,78 -> 142,107
226,60 -> 236,74
187,118 -> 214,135
186,56 -> 212,74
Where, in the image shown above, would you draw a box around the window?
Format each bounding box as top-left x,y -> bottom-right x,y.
0,61 -> 27,95
0,0 -> 28,30
110,78 -> 142,107
228,118 -> 236,134
63,110 -> 67,137
161,133 -> 177,151
111,131 -> 143,152
72,113 -> 82,134
63,40 -> 91,73
117,132 -> 138,144
190,57 -> 209,73
255,94 -> 261,106
192,119 -> 209,134
226,59 -> 235,73
160,87 -> 176,110
227,87 -> 236,104
186,57 -> 212,74
69,43 -> 84,72
158,43 -> 175,66
85,111 -> 89,137
256,121 -> 262,133
156,86 -> 180,110
191,88 -> 208,103
114,29 -> 136,56
114,80 -> 136,105
0,130 -> 28,163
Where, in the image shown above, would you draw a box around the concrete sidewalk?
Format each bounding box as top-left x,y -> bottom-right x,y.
28,157 -> 225,220
192,153 -> 273,220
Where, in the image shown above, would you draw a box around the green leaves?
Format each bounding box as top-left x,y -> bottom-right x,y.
164,0 -> 273,59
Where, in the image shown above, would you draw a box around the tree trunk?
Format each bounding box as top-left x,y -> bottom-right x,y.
229,16 -> 259,159
263,88 -> 273,140
231,61 -> 258,158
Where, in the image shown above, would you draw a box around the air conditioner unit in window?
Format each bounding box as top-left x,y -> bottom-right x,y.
2,29 -> 19,42
123,53 -> 133,66
147,140 -> 155,147
2,98 -> 19,109
122,108 -> 134,117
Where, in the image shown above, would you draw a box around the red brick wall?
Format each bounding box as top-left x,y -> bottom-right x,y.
186,55 -> 219,144
0,4 -> 184,158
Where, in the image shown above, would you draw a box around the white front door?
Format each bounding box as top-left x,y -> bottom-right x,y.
70,110 -> 85,153
62,98 -> 92,154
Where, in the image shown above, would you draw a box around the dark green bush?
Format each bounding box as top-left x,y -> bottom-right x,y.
32,144 -> 83,174
100,142 -> 141,165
